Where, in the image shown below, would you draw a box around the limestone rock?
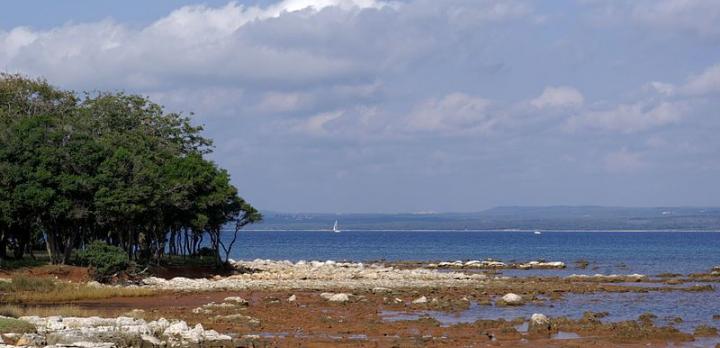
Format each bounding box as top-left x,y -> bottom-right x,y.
86,281 -> 104,288
15,333 -> 45,346
13,315 -> 232,348
223,296 -> 249,306
528,313 -> 552,337
499,293 -> 524,306
140,334 -> 162,347
412,296 -> 428,304
140,259 -> 490,291
328,293 -> 350,303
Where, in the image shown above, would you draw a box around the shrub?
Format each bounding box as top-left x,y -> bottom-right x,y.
196,247 -> 216,257
74,241 -> 129,282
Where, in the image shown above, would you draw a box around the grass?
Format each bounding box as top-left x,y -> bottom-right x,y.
0,275 -> 57,292
0,304 -> 105,318
0,275 -> 156,303
0,317 -> 35,334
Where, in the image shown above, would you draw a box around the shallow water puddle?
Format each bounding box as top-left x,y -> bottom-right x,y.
552,331 -> 581,340
382,288 -> 720,334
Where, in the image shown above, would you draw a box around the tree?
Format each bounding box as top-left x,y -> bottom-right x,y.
0,74 -> 261,265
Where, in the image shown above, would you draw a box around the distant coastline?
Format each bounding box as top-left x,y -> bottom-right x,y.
248,206 -> 720,231
240,229 -> 720,232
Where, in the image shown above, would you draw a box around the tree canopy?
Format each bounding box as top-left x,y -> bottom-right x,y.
0,74 -> 260,265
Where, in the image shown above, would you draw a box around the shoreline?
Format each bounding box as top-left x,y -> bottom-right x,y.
1,259 -> 719,347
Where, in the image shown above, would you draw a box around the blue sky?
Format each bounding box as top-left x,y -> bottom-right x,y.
2,0 -> 720,212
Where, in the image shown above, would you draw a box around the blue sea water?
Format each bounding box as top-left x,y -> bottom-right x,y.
224,231 -> 720,276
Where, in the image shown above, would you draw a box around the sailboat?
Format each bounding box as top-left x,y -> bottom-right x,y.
332,220 -> 341,233
533,230 -> 542,235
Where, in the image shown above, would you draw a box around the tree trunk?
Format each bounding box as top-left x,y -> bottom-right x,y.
61,228 -> 79,264
45,227 -> 64,264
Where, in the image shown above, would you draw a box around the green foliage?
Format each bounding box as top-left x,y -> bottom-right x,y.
74,241 -> 129,281
196,247 -> 216,257
0,317 -> 36,334
0,257 -> 47,270
0,73 -> 261,265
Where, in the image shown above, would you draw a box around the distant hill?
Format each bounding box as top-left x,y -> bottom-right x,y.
246,206 -> 720,231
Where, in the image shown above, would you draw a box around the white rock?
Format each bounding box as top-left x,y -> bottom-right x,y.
86,281 -> 103,288
204,302 -> 235,309
287,294 -> 297,302
412,296 -> 428,304
530,313 -> 549,325
500,293 -> 523,306
191,307 -> 211,314
223,296 -> 249,305
147,318 -> 170,336
162,321 -> 189,337
141,334 -> 162,346
142,258 -> 493,292
328,293 -> 350,303
529,313 -> 551,335
202,329 -> 232,342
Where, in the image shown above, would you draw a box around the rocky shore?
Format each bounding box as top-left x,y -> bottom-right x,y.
1,316 -> 235,348
428,260 -> 566,269
138,259 -> 686,293
141,259 -> 490,291
0,261 -> 718,347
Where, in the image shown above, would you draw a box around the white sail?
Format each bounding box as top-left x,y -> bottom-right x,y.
332,220 -> 341,233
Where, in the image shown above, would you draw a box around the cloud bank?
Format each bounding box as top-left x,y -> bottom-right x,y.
1,0 -> 720,212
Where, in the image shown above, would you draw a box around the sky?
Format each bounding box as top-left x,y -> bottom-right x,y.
2,0 -> 720,213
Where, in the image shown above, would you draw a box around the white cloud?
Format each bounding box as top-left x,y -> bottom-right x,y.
530,86 -> 584,109
0,27 -> 37,59
406,93 -> 495,134
642,62 -> 720,98
294,110 -> 343,135
604,149 -> 646,173
3,0 -> 720,210
0,1 -> 394,90
644,81 -> 676,96
256,91 -> 312,113
680,63 -> 720,96
566,101 -> 686,133
146,0 -> 389,40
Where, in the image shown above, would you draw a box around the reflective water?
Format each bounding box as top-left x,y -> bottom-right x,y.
383,287 -> 720,333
